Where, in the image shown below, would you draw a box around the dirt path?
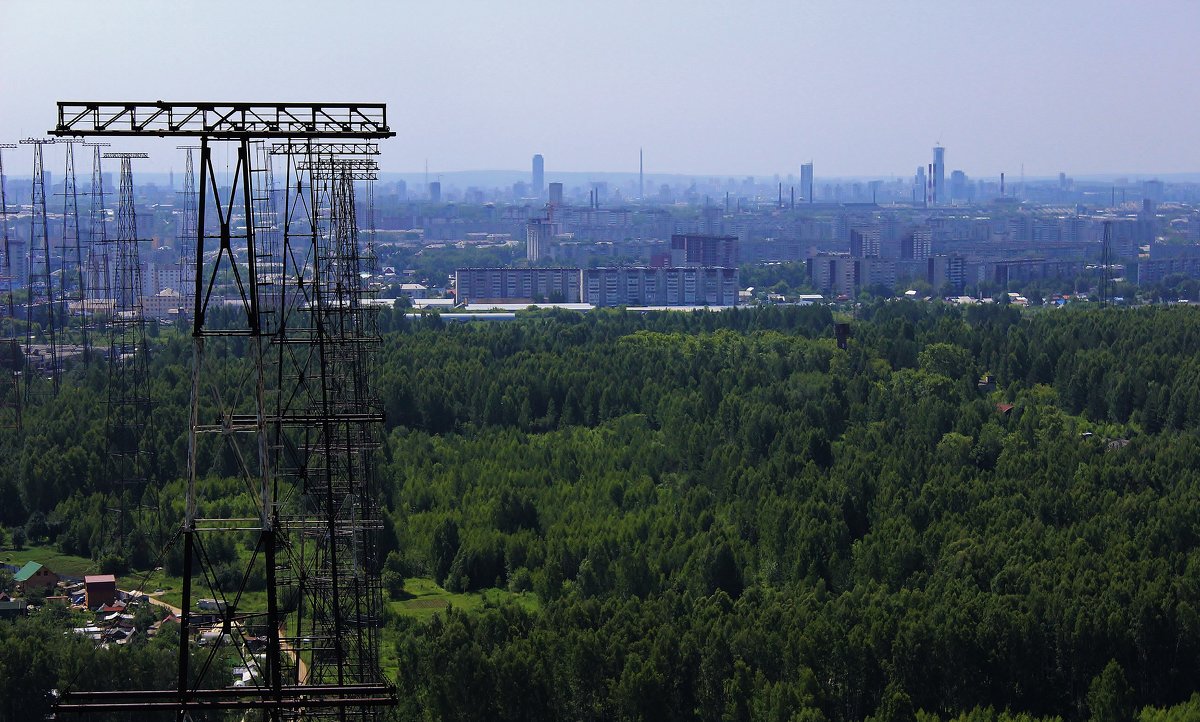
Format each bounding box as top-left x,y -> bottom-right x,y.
278,622 -> 309,685
126,590 -> 183,617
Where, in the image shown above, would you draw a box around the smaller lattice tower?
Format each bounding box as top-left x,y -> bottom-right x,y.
0,143 -> 21,429
103,152 -> 151,544
175,145 -> 199,316
83,142 -> 111,310
19,138 -> 60,400
57,138 -> 90,364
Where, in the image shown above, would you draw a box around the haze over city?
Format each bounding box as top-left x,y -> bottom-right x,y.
2,0 -> 1197,178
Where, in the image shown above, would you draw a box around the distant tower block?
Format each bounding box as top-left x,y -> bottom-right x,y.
932,145 -> 945,206
532,153 -> 544,197
429,180 -> 441,203
548,181 -> 563,206
800,161 -> 814,203
527,217 -> 559,263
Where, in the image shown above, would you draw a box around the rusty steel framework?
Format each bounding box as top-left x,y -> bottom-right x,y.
0,143 -> 20,429
104,151 -> 152,545
20,138 -> 60,400
52,101 -> 396,720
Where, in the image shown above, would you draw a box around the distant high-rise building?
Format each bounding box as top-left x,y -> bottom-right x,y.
532,154 -> 544,197
800,162 -> 814,203
932,145 -> 945,206
548,182 -> 563,206
639,148 -> 644,200
950,170 -> 968,203
526,218 -> 560,263
428,181 -> 441,203
670,234 -> 738,268
915,166 -> 927,205
849,226 -> 881,258
1143,179 -> 1164,204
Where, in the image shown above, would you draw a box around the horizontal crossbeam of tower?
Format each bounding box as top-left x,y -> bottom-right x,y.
271,141 -> 380,156
53,102 -> 394,138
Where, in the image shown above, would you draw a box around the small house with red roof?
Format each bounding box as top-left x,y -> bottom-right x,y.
84,574 -> 118,609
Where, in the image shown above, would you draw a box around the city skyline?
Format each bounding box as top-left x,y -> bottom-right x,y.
1,1 -> 1197,178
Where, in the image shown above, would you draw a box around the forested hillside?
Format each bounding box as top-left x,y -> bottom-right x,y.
3,302 -> 1200,721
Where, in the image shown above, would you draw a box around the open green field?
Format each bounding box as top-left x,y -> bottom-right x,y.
379,577 -> 540,679
2,542 -> 99,579
388,576 -> 539,621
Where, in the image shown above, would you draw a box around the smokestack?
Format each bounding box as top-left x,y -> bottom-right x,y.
790,186 -> 795,209
1001,172 -> 1005,196
778,182 -> 783,208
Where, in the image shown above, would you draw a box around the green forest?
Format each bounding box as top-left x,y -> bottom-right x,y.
3,302 -> 1200,721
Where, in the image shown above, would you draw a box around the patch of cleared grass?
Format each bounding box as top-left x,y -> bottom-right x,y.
379,577 -> 541,680
2,542 -> 98,579
389,576 -> 539,621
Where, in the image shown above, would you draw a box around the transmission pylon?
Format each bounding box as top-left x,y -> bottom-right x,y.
103,151 -> 152,548
176,145 -> 199,318
52,101 -> 397,720
1100,219 -> 1113,307
83,142 -> 111,332
57,138 -> 90,364
19,138 -> 59,400
0,143 -> 21,429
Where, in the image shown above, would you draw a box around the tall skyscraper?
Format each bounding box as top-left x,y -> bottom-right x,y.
932,145 -> 945,206
532,154 -> 544,197
548,182 -> 563,206
800,162 -> 814,203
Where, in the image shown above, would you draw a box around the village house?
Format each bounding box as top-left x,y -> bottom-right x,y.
13,561 -> 59,592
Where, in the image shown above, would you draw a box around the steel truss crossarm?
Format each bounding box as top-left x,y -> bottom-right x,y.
51,102 -> 396,139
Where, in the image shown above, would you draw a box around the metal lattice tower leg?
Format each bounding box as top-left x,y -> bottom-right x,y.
103,151 -> 151,548
20,138 -> 60,400
0,143 -> 21,430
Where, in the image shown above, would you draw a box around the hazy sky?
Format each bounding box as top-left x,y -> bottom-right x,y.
2,0 -> 1197,178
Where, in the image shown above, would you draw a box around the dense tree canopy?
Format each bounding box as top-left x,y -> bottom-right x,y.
4,301 -> 1200,720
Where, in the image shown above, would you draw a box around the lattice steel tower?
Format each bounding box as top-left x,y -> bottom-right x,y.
0,143 -> 20,429
176,145 -> 199,317
83,141 -> 111,307
52,102 -> 397,720
57,138 -> 90,364
104,151 -> 152,545
19,138 -> 59,399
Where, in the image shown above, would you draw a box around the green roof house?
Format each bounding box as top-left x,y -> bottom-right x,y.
13,561 -> 58,591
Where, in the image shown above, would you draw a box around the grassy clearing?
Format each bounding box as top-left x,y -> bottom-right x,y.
388,577 -> 540,621
2,542 -> 98,579
379,577 -> 542,680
